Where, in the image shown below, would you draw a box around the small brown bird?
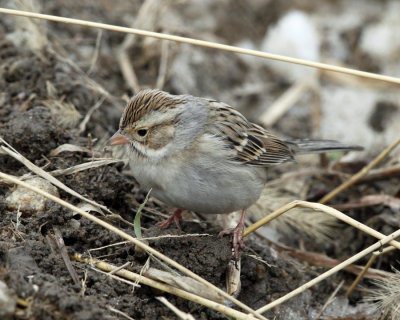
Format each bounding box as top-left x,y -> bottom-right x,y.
108,89 -> 362,258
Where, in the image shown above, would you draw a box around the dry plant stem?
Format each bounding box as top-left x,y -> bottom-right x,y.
319,136 -> 400,204
361,163 -> 400,183
277,243 -> 392,279
1,8 -> 400,85
156,296 -> 196,320
345,246 -> 396,297
72,253 -> 258,320
78,96 -> 106,133
107,306 -> 135,320
51,227 -> 80,286
260,78 -> 312,127
0,172 -> 266,320
117,48 -> 140,94
47,159 -> 124,177
243,200 -> 400,251
256,225 -> 400,313
117,0 -> 162,93
314,280 -> 344,320
87,29 -> 102,75
156,39 -> 169,89
0,143 -> 113,214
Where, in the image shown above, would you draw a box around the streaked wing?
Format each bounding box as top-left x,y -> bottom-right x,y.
205,100 -> 295,166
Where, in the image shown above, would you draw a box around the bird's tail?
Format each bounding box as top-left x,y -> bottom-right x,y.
285,139 -> 363,155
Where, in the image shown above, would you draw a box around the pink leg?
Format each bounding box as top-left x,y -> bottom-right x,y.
218,208 -> 246,261
157,209 -> 183,229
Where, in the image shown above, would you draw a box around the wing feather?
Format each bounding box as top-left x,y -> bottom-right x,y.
205,100 -> 295,166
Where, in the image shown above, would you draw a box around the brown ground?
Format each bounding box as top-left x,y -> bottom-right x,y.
1,1 -> 400,319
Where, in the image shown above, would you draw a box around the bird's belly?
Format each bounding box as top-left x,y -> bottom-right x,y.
130,157 -> 266,214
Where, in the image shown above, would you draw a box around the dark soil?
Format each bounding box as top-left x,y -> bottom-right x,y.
1,1 -> 399,320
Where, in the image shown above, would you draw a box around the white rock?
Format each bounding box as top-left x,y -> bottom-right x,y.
360,1 -> 400,63
261,10 -> 320,81
0,280 -> 17,319
5,177 -> 59,214
319,85 -> 400,155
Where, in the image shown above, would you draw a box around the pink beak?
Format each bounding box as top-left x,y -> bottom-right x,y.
107,130 -> 130,146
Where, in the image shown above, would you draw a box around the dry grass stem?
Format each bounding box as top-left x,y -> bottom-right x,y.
73,253 -> 259,320
361,162 -> 400,182
314,280 -> 344,320
145,268 -> 225,303
117,0 -> 163,93
319,136 -> 400,204
156,296 -> 195,320
0,140 -> 113,214
107,306 -> 135,320
278,244 -> 392,280
260,78 -> 312,127
78,96 -> 106,133
226,259 -> 241,297
0,171 -> 266,320
244,200 -> 400,251
87,233 -> 211,253
47,159 -> 124,177
48,144 -> 93,156
255,225 -> 400,313
87,29 -> 103,75
156,40 -> 170,89
50,227 -> 80,286
345,246 -> 396,297
333,194 -> 400,211
249,189 -> 340,240
1,8 -> 400,85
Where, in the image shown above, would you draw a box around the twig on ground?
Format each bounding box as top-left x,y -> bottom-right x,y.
0,171 -> 267,320
47,227 -> 80,286
156,296 -> 196,320
332,194 -> 400,211
346,246 -> 396,297
243,200 -> 400,251
117,0 -> 163,93
78,96 -> 106,133
314,280 -> 344,320
319,137 -> 400,204
156,40 -> 170,89
74,253 -> 259,320
87,29 -> 103,75
260,77 -> 313,127
360,162 -> 400,182
255,226 -> 400,313
107,306 -> 135,320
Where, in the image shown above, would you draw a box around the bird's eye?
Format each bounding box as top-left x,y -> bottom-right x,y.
137,129 -> 148,137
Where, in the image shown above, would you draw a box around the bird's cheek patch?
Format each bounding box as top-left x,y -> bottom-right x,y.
147,125 -> 175,150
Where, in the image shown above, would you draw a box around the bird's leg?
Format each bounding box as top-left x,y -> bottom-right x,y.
157,209 -> 183,229
218,208 -> 246,261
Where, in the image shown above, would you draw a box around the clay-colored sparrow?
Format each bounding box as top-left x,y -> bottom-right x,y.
108,89 -> 361,257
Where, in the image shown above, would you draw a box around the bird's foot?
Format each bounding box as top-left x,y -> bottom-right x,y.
218,220 -> 245,262
157,209 -> 183,229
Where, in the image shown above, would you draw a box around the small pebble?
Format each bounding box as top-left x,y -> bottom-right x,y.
5,177 -> 59,214
0,280 -> 17,319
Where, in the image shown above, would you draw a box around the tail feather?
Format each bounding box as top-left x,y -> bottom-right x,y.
285,139 -> 363,155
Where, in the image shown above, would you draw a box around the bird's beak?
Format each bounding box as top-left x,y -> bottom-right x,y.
107,130 -> 130,146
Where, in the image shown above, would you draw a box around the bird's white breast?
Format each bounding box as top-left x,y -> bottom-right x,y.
128,135 -> 266,214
